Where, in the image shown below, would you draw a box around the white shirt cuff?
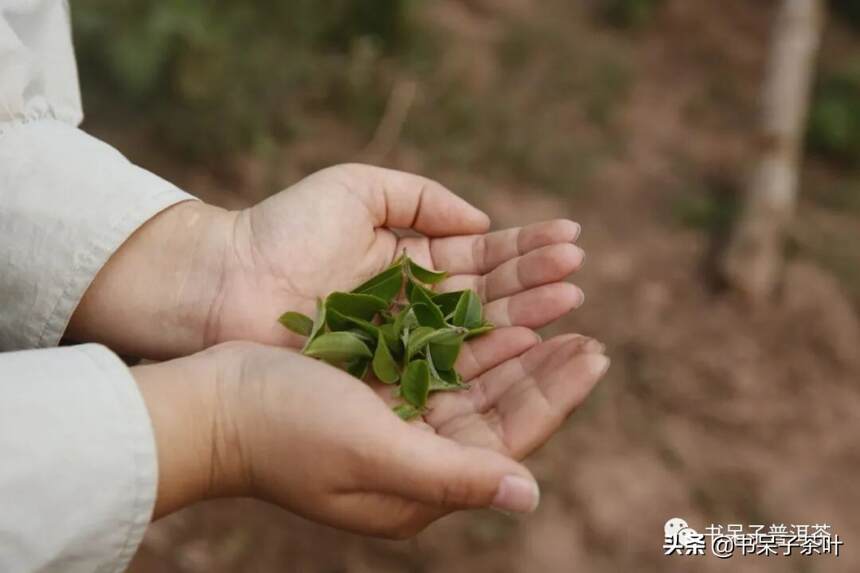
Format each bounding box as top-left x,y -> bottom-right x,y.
0,118 -> 196,350
0,343 -> 157,573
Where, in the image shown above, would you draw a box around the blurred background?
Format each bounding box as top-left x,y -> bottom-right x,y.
72,0 -> 860,571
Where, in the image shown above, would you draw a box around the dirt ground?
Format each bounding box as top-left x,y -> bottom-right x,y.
91,1 -> 860,571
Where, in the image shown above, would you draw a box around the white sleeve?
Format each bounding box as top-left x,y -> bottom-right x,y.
0,1 -> 196,351
0,344 -> 157,573
0,119 -> 196,350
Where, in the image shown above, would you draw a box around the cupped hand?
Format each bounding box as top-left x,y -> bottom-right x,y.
137,327 -> 607,537
208,164 -> 585,348
69,164 -> 584,360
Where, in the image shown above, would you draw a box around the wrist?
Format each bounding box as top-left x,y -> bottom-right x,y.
68,200 -> 237,359
133,353 -> 218,518
132,343 -> 252,518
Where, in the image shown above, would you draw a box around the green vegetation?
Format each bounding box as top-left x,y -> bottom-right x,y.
278,255 -> 493,420
808,67 -> 860,167
72,1 -> 415,158
603,0 -> 665,28
72,2 -> 624,196
404,10 -> 629,196
831,0 -> 860,29
671,172 -> 740,235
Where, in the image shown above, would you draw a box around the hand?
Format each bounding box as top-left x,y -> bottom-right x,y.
69,164 -> 585,359
133,328 -> 608,537
215,164 -> 585,348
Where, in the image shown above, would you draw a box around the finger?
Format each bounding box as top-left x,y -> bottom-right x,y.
483,283 -> 584,328
361,423 -> 540,514
436,243 -> 585,302
429,219 -> 581,275
369,327 -> 538,406
427,336 -> 607,457
454,326 -> 540,381
426,334 -> 601,427
495,347 -> 609,458
367,227 -> 400,273
343,164 -> 491,236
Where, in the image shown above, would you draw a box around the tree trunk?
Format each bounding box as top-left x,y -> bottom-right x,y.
721,0 -> 825,302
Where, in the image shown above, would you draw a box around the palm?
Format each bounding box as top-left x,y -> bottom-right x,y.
212,164 -> 585,348
373,327 -> 605,457
358,327 -> 608,532
244,327 -> 607,536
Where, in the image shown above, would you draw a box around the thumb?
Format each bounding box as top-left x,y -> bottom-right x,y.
345,164 -> 491,236
363,423 -> 540,514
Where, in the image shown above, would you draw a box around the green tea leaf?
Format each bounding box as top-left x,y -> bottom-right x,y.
325,292 -> 388,321
278,311 -> 313,336
348,327 -> 376,347
393,403 -> 422,420
402,255 -> 440,302
372,331 -> 400,384
351,264 -> 404,302
405,278 -> 436,305
408,258 -> 448,285
401,359 -> 431,408
378,323 -> 402,355
392,306 -> 417,336
346,357 -> 370,379
406,326 -> 465,360
326,306 -> 380,339
430,367 -> 468,391
412,302 -> 446,329
409,276 -> 436,305
452,289 -> 483,328
465,323 -> 495,340
405,326 -> 436,360
433,327 -> 469,344
439,368 -> 466,386
304,331 -> 372,363
425,348 -> 441,381
425,352 -> 467,391
429,334 -> 464,371
432,291 -> 464,317
301,298 -> 327,352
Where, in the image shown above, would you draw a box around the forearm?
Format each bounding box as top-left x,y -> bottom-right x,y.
67,201 -> 235,360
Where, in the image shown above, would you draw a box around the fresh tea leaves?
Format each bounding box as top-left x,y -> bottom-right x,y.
452,289 -> 483,329
279,311 -> 313,336
392,403 -> 422,421
326,292 -> 388,321
407,258 -> 448,285
401,359 -> 431,408
326,307 -> 380,339
412,302 -> 447,329
304,331 -> 372,362
372,331 -> 400,384
277,253 -> 494,419
302,299 -> 328,351
432,291 -> 463,317
351,264 -> 404,302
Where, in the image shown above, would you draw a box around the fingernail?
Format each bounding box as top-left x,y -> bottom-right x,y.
588,354 -> 611,377
583,339 -> 605,354
572,222 -> 582,241
492,475 -> 540,514
574,288 -> 586,308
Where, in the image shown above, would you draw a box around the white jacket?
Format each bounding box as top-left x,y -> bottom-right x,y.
1,1 -> 193,571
